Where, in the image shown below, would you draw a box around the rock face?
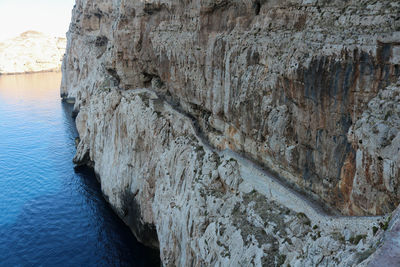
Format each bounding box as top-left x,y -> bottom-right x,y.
61,0 -> 400,265
367,204 -> 400,266
72,87 -> 389,266
0,31 -> 66,74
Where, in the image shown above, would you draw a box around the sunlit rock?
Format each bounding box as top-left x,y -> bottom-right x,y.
0,31 -> 66,74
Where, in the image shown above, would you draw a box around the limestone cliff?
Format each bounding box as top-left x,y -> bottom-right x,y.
0,31 -> 66,74
62,0 -> 400,266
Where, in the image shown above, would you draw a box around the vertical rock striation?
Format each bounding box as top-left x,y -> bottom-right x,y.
62,0 -> 400,265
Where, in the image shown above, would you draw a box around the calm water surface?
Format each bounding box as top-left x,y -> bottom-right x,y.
0,73 -> 159,266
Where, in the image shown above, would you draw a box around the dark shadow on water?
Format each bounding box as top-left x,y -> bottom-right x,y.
0,72 -> 161,266
62,101 -> 161,266
61,100 -> 79,139
0,99 -> 160,266
76,165 -> 161,267
75,165 -> 161,266
0,168 -> 161,266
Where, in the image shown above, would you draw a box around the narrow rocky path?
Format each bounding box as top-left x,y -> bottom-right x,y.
221,149 -> 385,235
137,88 -> 387,236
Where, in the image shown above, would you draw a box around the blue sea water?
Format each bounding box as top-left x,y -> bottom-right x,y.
0,73 -> 159,266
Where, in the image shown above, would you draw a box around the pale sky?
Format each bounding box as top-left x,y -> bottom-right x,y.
0,0 -> 75,41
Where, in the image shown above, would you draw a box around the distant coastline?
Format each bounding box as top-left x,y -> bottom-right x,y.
0,31 -> 66,75
0,69 -> 62,76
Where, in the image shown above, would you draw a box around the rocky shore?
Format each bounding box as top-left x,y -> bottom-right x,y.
61,0 -> 400,266
0,31 -> 66,74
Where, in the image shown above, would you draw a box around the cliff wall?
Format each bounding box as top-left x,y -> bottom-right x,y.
62,0 -> 400,216
0,31 -> 66,74
62,0 -> 400,265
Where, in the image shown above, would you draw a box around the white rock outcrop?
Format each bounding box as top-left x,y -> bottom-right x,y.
0,31 -> 66,74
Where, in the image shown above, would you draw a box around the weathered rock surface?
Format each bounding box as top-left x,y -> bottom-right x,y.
348,79 -> 400,215
0,31 -> 66,74
367,204 -> 400,266
62,0 -> 400,216
73,87 -> 388,266
61,0 -> 400,265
